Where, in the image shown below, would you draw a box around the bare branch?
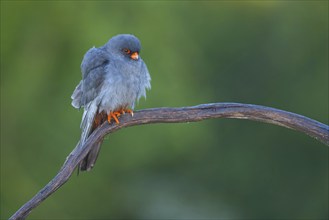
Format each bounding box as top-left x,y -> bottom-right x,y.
10,103 -> 329,220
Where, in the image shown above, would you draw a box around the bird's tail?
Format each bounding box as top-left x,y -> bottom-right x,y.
79,139 -> 103,171
79,102 -> 107,171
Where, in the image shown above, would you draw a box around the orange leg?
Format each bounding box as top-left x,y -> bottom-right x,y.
107,111 -> 121,124
107,109 -> 134,124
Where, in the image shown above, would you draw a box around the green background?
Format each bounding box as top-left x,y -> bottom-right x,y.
1,1 -> 328,219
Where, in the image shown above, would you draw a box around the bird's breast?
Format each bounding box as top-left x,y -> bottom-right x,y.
97,62 -> 142,113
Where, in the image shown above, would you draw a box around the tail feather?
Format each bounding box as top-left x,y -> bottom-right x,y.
80,101 -> 98,145
79,138 -> 104,171
78,101 -> 98,171
79,105 -> 107,172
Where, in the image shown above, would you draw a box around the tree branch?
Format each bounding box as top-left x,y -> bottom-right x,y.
10,103 -> 329,220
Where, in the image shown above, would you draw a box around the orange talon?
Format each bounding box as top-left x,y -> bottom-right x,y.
126,109 -> 134,117
107,109 -> 133,124
107,111 -> 120,124
120,109 -> 126,114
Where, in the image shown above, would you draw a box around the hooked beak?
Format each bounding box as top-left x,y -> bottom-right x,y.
130,52 -> 139,60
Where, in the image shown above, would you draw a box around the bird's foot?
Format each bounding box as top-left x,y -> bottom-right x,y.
119,108 -> 134,117
107,111 -> 121,124
107,109 -> 134,124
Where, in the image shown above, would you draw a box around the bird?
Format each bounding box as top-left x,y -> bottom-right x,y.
71,34 -> 151,171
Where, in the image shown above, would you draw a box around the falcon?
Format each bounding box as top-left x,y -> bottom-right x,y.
71,34 -> 151,171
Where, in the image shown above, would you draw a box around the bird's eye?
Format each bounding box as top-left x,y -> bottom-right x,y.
123,48 -> 131,54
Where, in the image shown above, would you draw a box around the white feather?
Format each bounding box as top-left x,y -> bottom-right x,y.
80,100 -> 98,147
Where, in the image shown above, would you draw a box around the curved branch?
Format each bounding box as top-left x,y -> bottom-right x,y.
10,103 -> 329,220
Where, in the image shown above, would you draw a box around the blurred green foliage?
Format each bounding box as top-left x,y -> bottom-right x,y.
1,1 -> 328,219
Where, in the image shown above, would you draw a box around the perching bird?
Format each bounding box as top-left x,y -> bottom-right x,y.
71,34 -> 151,171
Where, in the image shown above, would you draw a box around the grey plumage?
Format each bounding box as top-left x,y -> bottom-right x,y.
71,34 -> 151,171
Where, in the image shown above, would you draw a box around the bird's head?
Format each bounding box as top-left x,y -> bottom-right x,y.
106,34 -> 141,61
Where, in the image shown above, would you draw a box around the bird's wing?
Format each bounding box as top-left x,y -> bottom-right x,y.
71,81 -> 82,109
71,47 -> 110,144
71,47 -> 109,108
